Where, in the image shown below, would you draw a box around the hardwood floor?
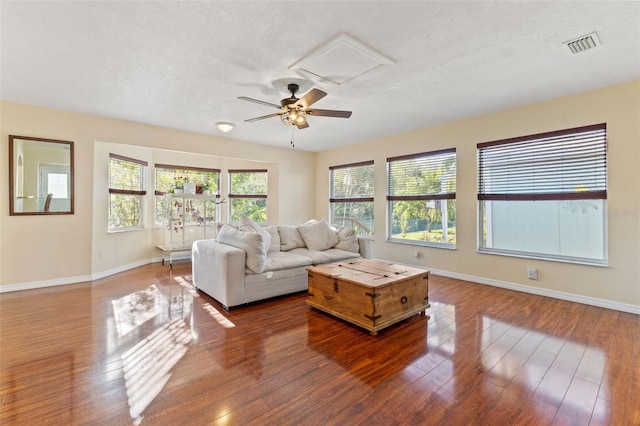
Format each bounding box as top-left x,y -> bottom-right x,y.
1,262 -> 638,425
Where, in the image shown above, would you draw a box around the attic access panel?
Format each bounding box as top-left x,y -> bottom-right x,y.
289,33 -> 394,87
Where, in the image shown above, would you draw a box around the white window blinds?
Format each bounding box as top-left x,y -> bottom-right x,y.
109,154 -> 147,195
330,161 -> 374,202
387,149 -> 456,201
478,123 -> 607,201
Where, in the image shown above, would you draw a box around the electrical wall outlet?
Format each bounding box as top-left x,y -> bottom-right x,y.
99,249 -> 104,259
527,267 -> 538,280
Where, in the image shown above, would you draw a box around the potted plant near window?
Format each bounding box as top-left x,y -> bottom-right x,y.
174,176 -> 187,194
201,181 -> 212,195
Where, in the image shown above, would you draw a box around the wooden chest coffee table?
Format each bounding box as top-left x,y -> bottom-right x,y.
306,259 -> 429,335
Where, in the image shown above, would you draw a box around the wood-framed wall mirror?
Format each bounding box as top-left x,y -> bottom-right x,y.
9,135 -> 74,215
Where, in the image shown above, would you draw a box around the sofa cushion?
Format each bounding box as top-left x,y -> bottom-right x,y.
290,247 -> 361,264
332,225 -> 360,253
263,251 -> 313,272
217,223 -> 267,273
278,225 -> 306,251
265,225 -> 281,253
297,219 -> 339,251
239,215 -> 272,252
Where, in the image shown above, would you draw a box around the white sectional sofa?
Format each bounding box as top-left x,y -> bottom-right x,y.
192,217 -> 372,310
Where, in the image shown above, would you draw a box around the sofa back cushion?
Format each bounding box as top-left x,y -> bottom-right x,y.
278,225 -> 306,251
264,225 -> 281,253
217,223 -> 267,273
332,225 -> 360,253
298,219 -> 339,251
239,215 -> 272,251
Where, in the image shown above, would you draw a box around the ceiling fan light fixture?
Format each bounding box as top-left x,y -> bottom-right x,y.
281,109 -> 307,126
216,122 -> 235,133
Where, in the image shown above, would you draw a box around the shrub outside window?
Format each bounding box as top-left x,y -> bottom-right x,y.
108,154 -> 147,231
477,123 -> 607,264
229,169 -> 267,223
330,161 -> 374,236
387,149 -> 457,247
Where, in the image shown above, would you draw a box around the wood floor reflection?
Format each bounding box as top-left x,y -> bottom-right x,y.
1,262 -> 638,425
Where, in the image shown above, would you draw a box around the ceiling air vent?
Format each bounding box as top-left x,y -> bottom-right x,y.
564,32 -> 600,54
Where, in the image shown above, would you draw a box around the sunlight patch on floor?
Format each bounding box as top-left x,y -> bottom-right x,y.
173,275 -> 199,296
203,303 -> 235,328
121,317 -> 192,423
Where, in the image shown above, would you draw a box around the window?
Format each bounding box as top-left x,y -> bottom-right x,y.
477,123 -> 607,264
330,161 -> 374,235
387,149 -> 456,247
108,154 -> 148,231
154,164 -> 220,223
228,169 -> 267,223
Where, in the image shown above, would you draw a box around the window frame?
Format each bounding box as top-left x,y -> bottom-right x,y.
477,123 -> 608,265
386,148 -> 457,248
228,169 -> 268,223
329,160 -> 375,236
108,153 -> 148,232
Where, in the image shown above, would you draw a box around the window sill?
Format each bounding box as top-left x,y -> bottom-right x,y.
108,227 -> 146,234
387,238 -> 456,250
477,248 -> 608,267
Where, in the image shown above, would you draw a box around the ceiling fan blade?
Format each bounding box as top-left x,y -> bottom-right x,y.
296,88 -> 327,108
238,96 -> 282,109
244,112 -> 282,122
308,109 -> 352,118
296,120 -> 310,129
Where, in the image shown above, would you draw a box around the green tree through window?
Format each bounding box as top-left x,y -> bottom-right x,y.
387,149 -> 456,246
108,154 -> 148,230
330,161 -> 374,235
229,170 -> 267,223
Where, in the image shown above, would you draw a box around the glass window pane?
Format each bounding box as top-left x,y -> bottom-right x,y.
230,172 -> 267,195
229,170 -> 268,223
477,124 -> 607,263
330,201 -> 374,235
109,194 -> 142,229
387,150 -> 456,247
480,199 -> 605,261
229,198 -> 266,223
330,162 -> 374,235
389,200 -> 456,245
109,154 -> 146,231
47,173 -> 68,198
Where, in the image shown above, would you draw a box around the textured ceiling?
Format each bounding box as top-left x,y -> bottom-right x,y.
1,1 -> 639,152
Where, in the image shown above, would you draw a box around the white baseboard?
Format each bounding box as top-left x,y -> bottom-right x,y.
1,254 -> 196,293
3,257 -> 639,315
427,266 -> 639,315
0,273 -> 95,293
90,258 -> 154,281
1,258 -> 153,293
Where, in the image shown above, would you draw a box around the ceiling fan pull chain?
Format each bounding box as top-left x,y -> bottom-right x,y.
290,127 -> 295,148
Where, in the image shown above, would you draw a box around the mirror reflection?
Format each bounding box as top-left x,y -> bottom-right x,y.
9,135 -> 74,215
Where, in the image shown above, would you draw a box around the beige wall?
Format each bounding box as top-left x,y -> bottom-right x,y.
2,81 -> 638,312
1,101 -> 315,287
315,81 -> 640,310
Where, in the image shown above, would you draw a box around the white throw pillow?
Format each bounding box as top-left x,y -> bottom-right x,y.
217,224 -> 267,273
278,225 -> 306,251
239,215 -> 272,252
264,225 -> 281,253
333,225 -> 360,253
298,219 -> 339,251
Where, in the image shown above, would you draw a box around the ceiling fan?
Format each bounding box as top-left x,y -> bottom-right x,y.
238,83 -> 352,129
